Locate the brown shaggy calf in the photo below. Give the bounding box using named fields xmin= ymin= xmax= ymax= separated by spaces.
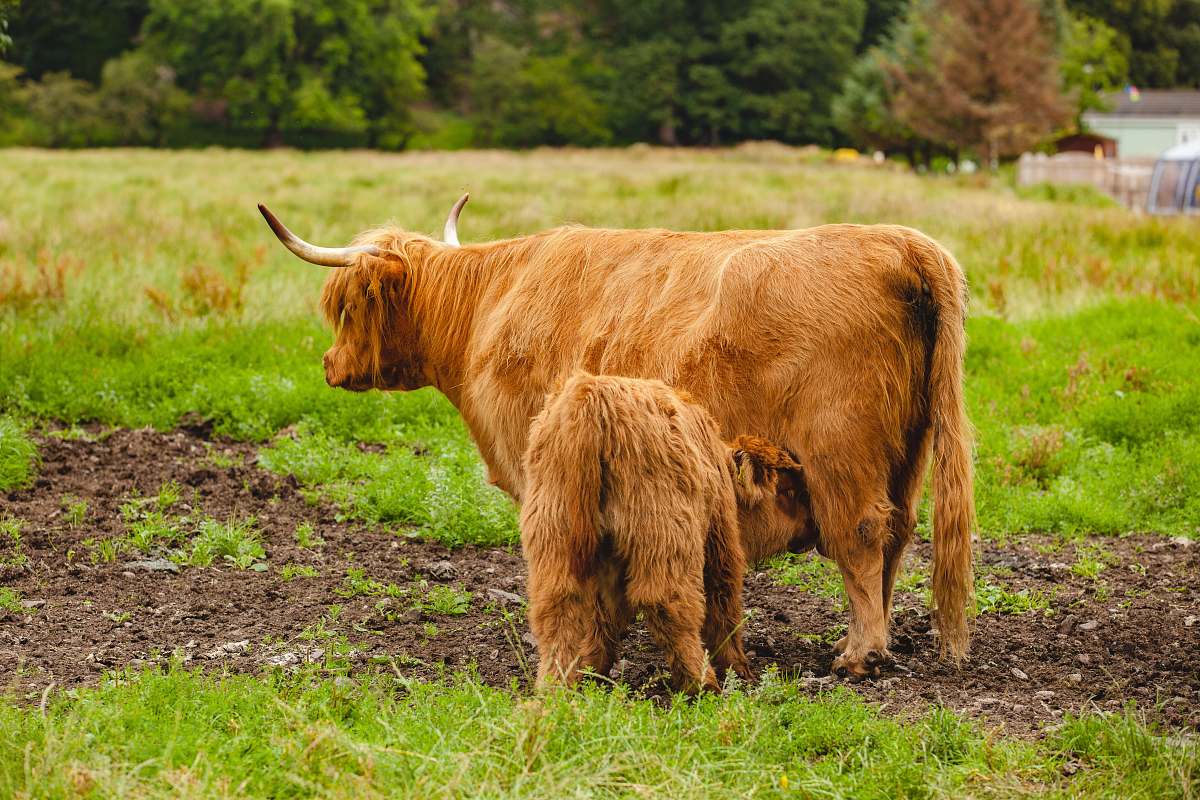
xmin=259 ymin=200 xmax=974 ymax=679
xmin=521 ymin=373 xmax=814 ymax=692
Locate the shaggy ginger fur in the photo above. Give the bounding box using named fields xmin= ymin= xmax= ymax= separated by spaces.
xmin=521 ymin=373 xmax=814 ymax=692
xmin=299 ymin=215 xmax=974 ymax=678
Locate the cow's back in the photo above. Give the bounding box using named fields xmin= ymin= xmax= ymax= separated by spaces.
xmin=466 ymin=224 xmax=943 ymax=499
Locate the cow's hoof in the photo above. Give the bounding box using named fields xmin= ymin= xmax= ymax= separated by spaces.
xmin=832 ymin=648 xmax=893 ymax=681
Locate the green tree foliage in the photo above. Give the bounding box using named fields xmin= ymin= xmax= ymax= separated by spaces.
xmin=98 ymin=51 xmax=190 ymax=145
xmin=6 ymin=0 xmax=147 ymax=81
xmin=0 ymin=0 xmax=18 ymax=56
xmin=1066 ymin=0 xmax=1200 ymax=88
xmin=860 ymin=0 xmax=908 ymax=51
xmin=468 ymin=36 xmax=610 ymax=147
xmin=833 ymin=3 xmax=931 ymax=155
xmin=583 ymin=0 xmax=866 ymax=146
xmin=23 ymin=71 xmax=106 ymax=146
xmin=141 ymin=0 xmax=432 ymax=146
xmin=1060 ymin=13 xmax=1129 ymax=120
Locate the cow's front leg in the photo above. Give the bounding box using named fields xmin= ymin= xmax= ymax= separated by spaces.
xmin=829 ymin=515 xmax=893 ymax=680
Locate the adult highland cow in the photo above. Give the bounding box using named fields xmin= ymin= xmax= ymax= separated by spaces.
xmin=258 ymin=194 xmax=975 ymax=678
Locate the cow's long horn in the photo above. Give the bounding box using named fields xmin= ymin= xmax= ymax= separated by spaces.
xmin=443 ymin=192 xmax=469 ymax=246
xmin=257 ymin=204 xmax=379 ymax=267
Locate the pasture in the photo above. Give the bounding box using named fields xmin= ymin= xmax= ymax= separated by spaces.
xmin=0 ymin=146 xmax=1198 ymax=797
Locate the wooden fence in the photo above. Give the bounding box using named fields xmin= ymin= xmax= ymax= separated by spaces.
xmin=1017 ymin=152 xmax=1154 ymax=209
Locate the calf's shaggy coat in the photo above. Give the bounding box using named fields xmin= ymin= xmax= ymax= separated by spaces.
xmin=521 ymin=373 xmax=813 ymax=692
xmin=260 ymin=203 xmax=975 ymax=678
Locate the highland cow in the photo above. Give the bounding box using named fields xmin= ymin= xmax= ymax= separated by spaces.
xmin=521 ymin=372 xmax=815 ymax=692
xmin=258 ymin=194 xmax=974 ymax=678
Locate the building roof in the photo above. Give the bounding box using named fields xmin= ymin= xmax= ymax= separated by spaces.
xmin=1095 ymin=90 xmax=1200 ymax=117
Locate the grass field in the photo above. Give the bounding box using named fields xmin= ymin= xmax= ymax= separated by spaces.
xmin=1 ymin=146 xmax=1198 ymax=797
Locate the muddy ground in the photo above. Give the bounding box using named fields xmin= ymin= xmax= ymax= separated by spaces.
xmin=2 ymin=427 xmax=1197 ymax=736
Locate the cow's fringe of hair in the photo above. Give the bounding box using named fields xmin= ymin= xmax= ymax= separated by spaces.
xmin=320 ymin=229 xmax=510 ymax=381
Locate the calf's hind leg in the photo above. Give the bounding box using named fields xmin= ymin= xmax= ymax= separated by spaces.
xmin=527 ymin=572 xmax=608 ymax=688
xmin=643 ymin=595 xmax=719 ymax=694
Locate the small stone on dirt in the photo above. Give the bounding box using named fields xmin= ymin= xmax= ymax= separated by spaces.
xmin=1077 ymin=653 xmax=1091 ymax=665
xmin=1067 ymin=673 xmax=1083 ymax=684
xmin=609 ymin=659 xmax=631 ymax=678
xmin=202 ymin=639 xmax=251 ymax=659
xmin=1011 ymin=667 xmax=1029 ymax=680
xmin=487 ymin=588 xmax=525 ymax=606
xmin=522 ymin=631 xmax=537 ymax=648
xmin=20 ymin=599 xmax=46 ymax=609
xmin=1170 ymin=536 xmax=1195 ymax=548
xmin=1077 ymin=620 xmax=1100 ymax=632
xmin=267 ymin=652 xmax=299 ymax=667
xmin=1185 ymin=616 xmax=1199 ymax=628
xmin=1036 ymin=690 xmax=1055 ymax=699
xmin=125 ymin=558 xmax=180 ymax=574
xmin=1057 ymin=614 xmax=1077 ymax=634
xmin=426 ymin=560 xmax=458 ymax=580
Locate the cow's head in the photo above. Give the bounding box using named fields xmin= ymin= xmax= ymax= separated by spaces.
xmin=729 ymin=435 xmax=820 ymax=564
xmin=258 ymin=195 xmax=469 ymax=391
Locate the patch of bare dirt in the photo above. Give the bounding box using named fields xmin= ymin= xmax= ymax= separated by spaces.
xmin=2 ymin=427 xmax=1197 ymax=736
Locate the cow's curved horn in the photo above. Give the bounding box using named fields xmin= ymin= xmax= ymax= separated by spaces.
xmin=443 ymin=192 xmax=469 ymax=246
xmin=258 ymin=204 xmax=379 ymax=267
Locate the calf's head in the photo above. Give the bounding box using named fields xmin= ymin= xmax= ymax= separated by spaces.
xmin=729 ymin=435 xmax=820 ymax=564
xmin=258 ymin=194 xmax=469 ymax=391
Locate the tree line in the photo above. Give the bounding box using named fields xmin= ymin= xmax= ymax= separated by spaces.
xmin=0 ymin=0 xmax=1195 ymax=161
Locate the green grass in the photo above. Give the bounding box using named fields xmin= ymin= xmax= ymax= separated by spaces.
xmin=0 ymin=668 xmax=1194 ymax=798
xmin=769 ymin=553 xmax=846 ymax=608
xmin=103 ymin=495 xmax=266 ymax=570
xmin=280 ymin=563 xmax=319 ymax=581
xmin=335 ymin=567 xmax=406 ymax=599
xmin=975 ymin=578 xmax=1053 ymax=615
xmin=0 ymin=586 xmax=28 ymax=615
xmin=294 ymin=521 xmax=324 ymax=549
xmin=184 ymin=517 xmax=266 ymax=569
xmin=0 ymin=415 xmax=38 ymax=491
xmin=413 ymin=582 xmax=473 ymax=616
xmin=0 ymin=515 xmax=28 ymax=569
xmin=60 ymin=494 xmax=88 ymax=527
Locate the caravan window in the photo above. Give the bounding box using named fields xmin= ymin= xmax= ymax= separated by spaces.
xmin=1152 ymin=161 xmax=1186 ymax=211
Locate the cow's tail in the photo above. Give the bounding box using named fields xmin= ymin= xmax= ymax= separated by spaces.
xmin=523 ymin=373 xmax=606 ymax=583
xmin=907 ymin=233 xmax=975 ymax=663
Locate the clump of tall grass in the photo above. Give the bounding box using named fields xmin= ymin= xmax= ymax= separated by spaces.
xmin=0 ymin=416 xmax=38 ymax=492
